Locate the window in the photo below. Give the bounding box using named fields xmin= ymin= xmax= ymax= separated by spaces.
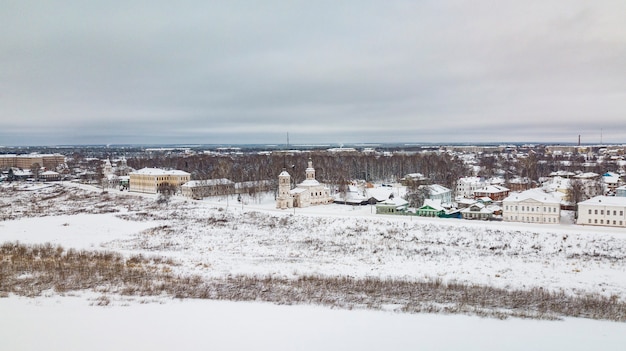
xmin=595 ymin=210 xmax=598 ymax=215
xmin=589 ymin=219 xmax=592 ymax=224
xmin=621 ymin=211 xmax=624 ymax=216
xmin=543 ymin=207 xmax=546 ymax=212
xmin=613 ymin=221 xmax=617 ymax=225
xmin=600 ymin=220 xmax=604 ymax=224
xmin=614 ymin=211 xmax=617 ymax=216
xmin=589 ymin=209 xmax=592 ymax=215
xmin=595 ymin=219 xmax=598 ymax=224
xmin=601 ymin=210 xmax=604 ymax=215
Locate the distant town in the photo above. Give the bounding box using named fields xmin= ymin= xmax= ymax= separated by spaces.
xmin=2 ymin=142 xmax=626 ymax=228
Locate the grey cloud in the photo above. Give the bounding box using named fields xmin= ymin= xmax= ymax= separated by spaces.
xmin=1 ymin=1 xmax=625 ymax=146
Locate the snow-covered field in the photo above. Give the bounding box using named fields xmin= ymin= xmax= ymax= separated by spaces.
xmin=2 ymin=295 xmax=626 ymax=351
xmin=1 ymin=182 xmax=626 ymax=350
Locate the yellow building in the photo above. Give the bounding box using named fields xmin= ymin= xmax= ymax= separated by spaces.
xmin=0 ymin=154 xmax=65 ymax=169
xmin=129 ymin=168 xmax=191 ymax=194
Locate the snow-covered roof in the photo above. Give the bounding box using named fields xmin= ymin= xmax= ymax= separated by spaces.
xmin=366 ymin=187 xmax=393 ymax=202
xmin=456 ymin=197 xmax=477 ymax=205
xmin=575 ymin=172 xmax=599 ymax=179
xmin=378 ymin=197 xmax=408 ymax=207
xmin=508 ymin=177 xmax=531 ymax=184
xmin=182 ymin=179 xmax=234 ymax=187
xmin=131 ymin=168 xmax=190 ymax=176
xmin=486 ymin=177 xmax=505 ymax=185
xmin=333 ymin=191 xmax=367 ymax=204
xmin=474 ymin=185 xmax=509 ymax=194
xmin=290 ymin=188 xmax=307 ymax=194
xmin=421 ymin=199 xmax=444 ymax=211
xmin=603 ymin=173 xmax=621 ymax=184
xmin=457 ymin=176 xmax=483 ymax=184
xmin=404 ymin=173 xmax=426 ymax=179
xmin=579 ymin=196 xmax=626 ymax=206
xmin=12 ymin=169 xmax=31 ymax=176
xmin=461 ymin=203 xmax=499 ymax=214
xmin=503 ymin=189 xmax=560 ymax=204
xmin=426 ymin=184 xmax=450 ymax=195
xmin=550 ymin=171 xmax=575 ymax=177
xmin=298 ymin=179 xmax=320 ymax=187
xmin=40 ymin=171 xmax=59 ymax=176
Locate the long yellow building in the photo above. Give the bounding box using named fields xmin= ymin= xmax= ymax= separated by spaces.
xmin=0 ymin=154 xmax=65 ymax=169
xmin=129 ymin=168 xmax=191 ymax=194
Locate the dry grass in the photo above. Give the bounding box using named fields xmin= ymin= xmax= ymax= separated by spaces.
xmin=1 ymin=242 xmax=625 ymax=322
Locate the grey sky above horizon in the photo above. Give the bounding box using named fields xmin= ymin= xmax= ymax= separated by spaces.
xmin=1 ymin=1 xmax=626 ymax=146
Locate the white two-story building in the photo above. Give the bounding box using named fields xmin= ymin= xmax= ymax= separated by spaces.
xmin=502 ymin=189 xmax=561 ymax=224
xmin=577 ymin=196 xmax=626 ymax=228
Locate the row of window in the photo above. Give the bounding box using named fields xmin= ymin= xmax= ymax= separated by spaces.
xmin=506 ymin=216 xmax=557 ymax=223
xmin=588 ymin=209 xmax=624 ymax=216
xmin=504 ymin=205 xmax=558 ymax=213
xmin=588 ymin=219 xmax=624 ymax=226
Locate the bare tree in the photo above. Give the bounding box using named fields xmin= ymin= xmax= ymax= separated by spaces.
xmin=405 ymin=184 xmax=431 ymax=208
xmin=567 ymin=179 xmax=585 ymax=219
xmin=157 ymin=183 xmax=177 ymax=205
xmin=30 ymin=163 xmax=41 ymax=180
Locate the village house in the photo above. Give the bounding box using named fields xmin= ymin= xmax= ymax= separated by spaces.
xmin=415 ymin=199 xmax=445 ymax=217
xmin=421 ymin=184 xmax=452 ymax=205
xmin=507 ymin=177 xmax=533 ymax=192
xmin=456 ymin=176 xmax=486 ymax=199
xmin=129 ymin=168 xmax=190 ymax=194
xmin=39 ymin=170 xmax=61 ymax=182
xmin=502 ymin=189 xmax=561 ymax=224
xmin=460 ymin=202 xmax=498 ymax=220
xmin=577 ymin=196 xmax=626 ymax=228
xmin=276 ymin=159 xmax=333 ymax=209
xmin=376 ymin=197 xmax=409 ymax=214
xmin=602 ymin=172 xmax=622 ymax=194
xmin=401 ymin=173 xmax=428 ymax=187
xmin=473 ymin=185 xmax=510 ymax=202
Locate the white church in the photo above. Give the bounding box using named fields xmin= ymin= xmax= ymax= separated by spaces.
xmin=276 ymin=159 xmax=333 ymax=209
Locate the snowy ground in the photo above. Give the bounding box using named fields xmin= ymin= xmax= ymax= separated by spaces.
xmin=1 ymin=182 xmax=626 ymax=350
xmin=2 ymin=295 xmax=626 ymax=351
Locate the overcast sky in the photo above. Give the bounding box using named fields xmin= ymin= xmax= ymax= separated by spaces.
xmin=1 ymin=1 xmax=625 ymax=146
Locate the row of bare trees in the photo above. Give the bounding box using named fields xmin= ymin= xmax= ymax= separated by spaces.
xmin=127 ymin=152 xmax=469 ymax=192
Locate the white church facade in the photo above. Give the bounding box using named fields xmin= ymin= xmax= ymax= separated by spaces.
xmin=276 ymin=159 xmax=333 ymax=209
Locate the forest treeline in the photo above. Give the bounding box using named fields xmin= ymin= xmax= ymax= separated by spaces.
xmin=111 ymin=149 xmax=622 ymax=196
xmin=126 ymin=152 xmax=468 ymax=190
